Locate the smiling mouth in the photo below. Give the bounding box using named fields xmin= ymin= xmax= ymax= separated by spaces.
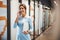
xmin=21 ymin=11 xmax=24 ymax=13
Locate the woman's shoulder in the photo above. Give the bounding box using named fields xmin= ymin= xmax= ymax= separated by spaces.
xmin=26 ymin=16 xmax=31 ymax=19
xmin=26 ymin=16 xmax=32 ymax=22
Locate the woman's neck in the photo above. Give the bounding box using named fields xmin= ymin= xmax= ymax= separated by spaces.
xmin=22 ymin=13 xmax=26 ymax=18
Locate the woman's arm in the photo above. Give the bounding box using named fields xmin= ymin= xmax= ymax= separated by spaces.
xmin=28 ymin=17 xmax=33 ymax=33
xmin=13 ymin=15 xmax=18 ymax=28
xmin=13 ymin=11 xmax=21 ymax=28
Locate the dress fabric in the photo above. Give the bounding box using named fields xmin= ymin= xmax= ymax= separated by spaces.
xmin=14 ymin=16 xmax=33 ymax=40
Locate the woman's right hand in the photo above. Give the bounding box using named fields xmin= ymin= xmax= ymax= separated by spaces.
xmin=15 ymin=11 xmax=20 ymax=23
xmin=15 ymin=11 xmax=21 ymax=23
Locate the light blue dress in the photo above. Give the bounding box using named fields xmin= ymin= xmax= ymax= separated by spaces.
xmin=14 ymin=16 xmax=33 ymax=40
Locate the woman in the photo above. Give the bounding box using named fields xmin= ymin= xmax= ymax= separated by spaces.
xmin=14 ymin=4 xmax=33 ymax=40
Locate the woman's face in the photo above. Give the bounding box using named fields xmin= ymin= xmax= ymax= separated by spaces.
xmin=19 ymin=6 xmax=26 ymax=16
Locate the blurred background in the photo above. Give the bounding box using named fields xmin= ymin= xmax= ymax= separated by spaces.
xmin=11 ymin=0 xmax=60 ymax=40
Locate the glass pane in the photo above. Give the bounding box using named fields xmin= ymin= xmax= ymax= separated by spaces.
xmin=0 ymin=0 xmax=7 ymax=40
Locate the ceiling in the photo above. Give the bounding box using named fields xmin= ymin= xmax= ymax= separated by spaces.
xmin=19 ymin=0 xmax=54 ymax=8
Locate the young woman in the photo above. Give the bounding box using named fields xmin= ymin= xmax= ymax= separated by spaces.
xmin=14 ymin=4 xmax=33 ymax=40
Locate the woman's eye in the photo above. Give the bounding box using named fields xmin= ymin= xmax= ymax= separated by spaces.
xmin=22 ymin=8 xmax=23 ymax=9
xmin=19 ymin=8 xmax=21 ymax=10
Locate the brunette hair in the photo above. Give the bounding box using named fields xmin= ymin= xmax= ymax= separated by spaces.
xmin=19 ymin=4 xmax=26 ymax=10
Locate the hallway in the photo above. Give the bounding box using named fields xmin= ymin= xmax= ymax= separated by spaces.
xmin=36 ymin=0 xmax=60 ymax=40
